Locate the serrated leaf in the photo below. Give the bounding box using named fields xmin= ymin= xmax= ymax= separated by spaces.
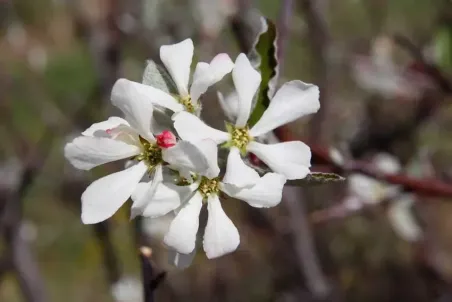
xmin=142 ymin=60 xmax=178 ymax=94
xmin=287 ymin=173 xmax=346 ymax=186
xmin=247 ymin=16 xmax=279 ymax=127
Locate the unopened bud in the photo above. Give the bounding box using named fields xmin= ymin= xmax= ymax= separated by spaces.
xmin=156 ymin=130 xmax=176 ymax=148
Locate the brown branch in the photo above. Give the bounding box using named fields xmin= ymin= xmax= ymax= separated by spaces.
xmin=0 ymin=133 xmax=52 ymax=302
xmin=139 ymin=247 xmax=166 ymax=302
xmin=298 ymin=0 xmax=332 ymax=144
xmin=283 ymin=187 xmax=332 ymax=297
xmin=277 ymin=0 xmax=294 ymax=73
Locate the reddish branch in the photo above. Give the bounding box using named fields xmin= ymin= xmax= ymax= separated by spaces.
xmin=275 ymin=127 xmax=452 ymax=198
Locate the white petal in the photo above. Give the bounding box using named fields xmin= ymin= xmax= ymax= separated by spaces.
xmin=162 ymin=141 xmax=207 ymax=175
xmin=130 ymin=165 xmax=163 ymax=218
xmin=217 ymin=91 xmax=239 ymax=121
xmin=134 ymin=179 xmax=197 ymax=218
xmin=247 ymin=141 xmax=311 ymax=180
xmin=250 ymin=81 xmax=320 ymax=137
xmin=160 ymin=39 xmax=193 ymax=97
xmin=82 ymin=117 xmax=129 ymax=137
xmin=233 ymin=53 xmax=261 ymax=127
xmin=64 ymin=136 xmax=140 ymax=170
xmin=114 ymin=79 xmax=183 ymax=113
xmin=168 ymin=249 xmax=196 ymax=269
xmin=111 ymin=79 xmax=183 ymax=139
xmin=191 ymin=62 xmax=209 ymax=86
xmin=222 ymin=147 xmax=260 ymax=187
xmin=348 ymin=174 xmax=382 ymax=204
xmin=173 ymin=111 xmax=229 ymax=144
xmin=163 ymin=192 xmax=203 ymax=254
xmin=221 ymin=173 xmax=286 ymax=208
xmin=194 ymin=139 xmax=221 ymax=178
xmin=133 ymin=182 xmax=189 ymax=218
xmin=203 ymin=195 xmax=240 ymax=259
xmin=81 ymin=161 xmax=147 ymax=224
xmin=190 ymin=53 xmax=234 ymax=102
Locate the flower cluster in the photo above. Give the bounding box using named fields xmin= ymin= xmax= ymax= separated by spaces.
xmin=64 ymin=38 xmax=320 ymax=263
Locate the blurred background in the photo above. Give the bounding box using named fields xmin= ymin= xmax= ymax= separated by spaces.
xmin=2 ymin=0 xmax=452 ymax=301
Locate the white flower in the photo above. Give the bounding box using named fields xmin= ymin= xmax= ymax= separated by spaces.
xmin=64 ymin=87 xmax=215 ymax=224
xmin=173 ymin=53 xmax=320 ymax=187
xmin=345 ymin=153 xmax=423 ymax=242
xmin=132 ymin=140 xmax=286 ymax=259
xmin=111 ymin=38 xmax=234 ymax=115
xmin=347 ymin=153 xmax=401 ymax=205
xmin=387 ymin=194 xmax=422 ymax=242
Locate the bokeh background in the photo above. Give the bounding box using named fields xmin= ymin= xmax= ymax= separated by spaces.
xmin=2 ymin=0 xmax=452 ymax=301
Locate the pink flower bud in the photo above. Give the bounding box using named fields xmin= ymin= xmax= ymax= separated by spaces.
xmin=156 ymin=130 xmax=176 ymax=148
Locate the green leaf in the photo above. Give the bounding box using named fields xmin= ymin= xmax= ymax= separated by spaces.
xmin=247 ymin=17 xmax=279 ymax=127
xmin=287 ymin=173 xmax=346 ymax=186
xmin=142 ymin=60 xmax=178 ymax=94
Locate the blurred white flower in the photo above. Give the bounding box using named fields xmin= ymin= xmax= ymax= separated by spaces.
xmin=346 ymin=153 xmax=423 ymax=242
xmin=174 ymin=53 xmax=320 ymax=186
xmin=347 ymin=153 xmax=401 ymax=205
xmin=195 ymin=0 xmax=237 ymax=38
xmin=64 ymin=87 xmax=214 ymax=223
xmin=387 ymin=194 xmax=423 ymax=242
xmin=113 ymin=39 xmax=234 ymax=115
xmin=132 ymin=139 xmax=286 ymax=260
xmin=111 ymin=277 xmax=143 ymax=302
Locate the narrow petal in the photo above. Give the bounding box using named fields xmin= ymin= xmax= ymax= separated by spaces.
xmin=130 ymin=165 xmax=163 ymax=218
xmin=163 ymin=192 xmax=203 ymax=254
xmin=222 ymin=147 xmax=260 ymax=188
xmin=217 ymin=91 xmax=239 ymax=121
xmin=160 ymin=39 xmax=194 ymax=96
xmin=111 ymin=79 xmax=183 ymax=139
xmin=82 ymin=117 xmax=129 ymax=137
xmin=132 ymin=183 xmax=188 ymax=218
xmin=195 ymin=139 xmax=221 ymax=178
xmin=163 ymin=139 xmax=220 ymax=179
xmin=134 ymin=179 xmax=197 ymax=218
xmin=233 ymin=53 xmax=261 ymax=127
xmin=190 ymin=53 xmax=234 ymax=102
xmin=203 ymin=195 xmax=240 ymax=259
xmin=81 ymin=161 xmax=147 ymax=224
xmin=250 ymin=81 xmax=320 ymax=137
xmin=64 ymin=136 xmax=140 ymax=170
xmin=221 ymin=173 xmax=286 ymax=208
xmin=168 ymin=249 xmax=196 ymax=269
xmin=173 ymin=111 xmax=229 ymax=144
xmin=247 ymin=141 xmax=311 ymax=180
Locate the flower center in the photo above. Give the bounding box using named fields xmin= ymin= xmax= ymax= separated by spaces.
xmin=179 ymin=96 xmax=196 ymax=113
xmin=136 ymin=137 xmax=163 ymax=169
xmin=226 ymin=123 xmax=252 ymax=152
xmin=198 ymin=176 xmax=220 ymax=199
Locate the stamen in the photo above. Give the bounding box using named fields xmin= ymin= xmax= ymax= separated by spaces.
xmin=225 ymin=123 xmax=252 ymax=152
xmin=198 ymin=176 xmax=220 ymax=200
xmin=136 ymin=137 xmax=163 ymax=169
xmin=179 ymin=96 xmax=196 ymax=113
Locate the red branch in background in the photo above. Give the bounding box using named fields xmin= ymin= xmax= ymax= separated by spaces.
xmin=274 ymin=127 xmax=452 ymax=198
